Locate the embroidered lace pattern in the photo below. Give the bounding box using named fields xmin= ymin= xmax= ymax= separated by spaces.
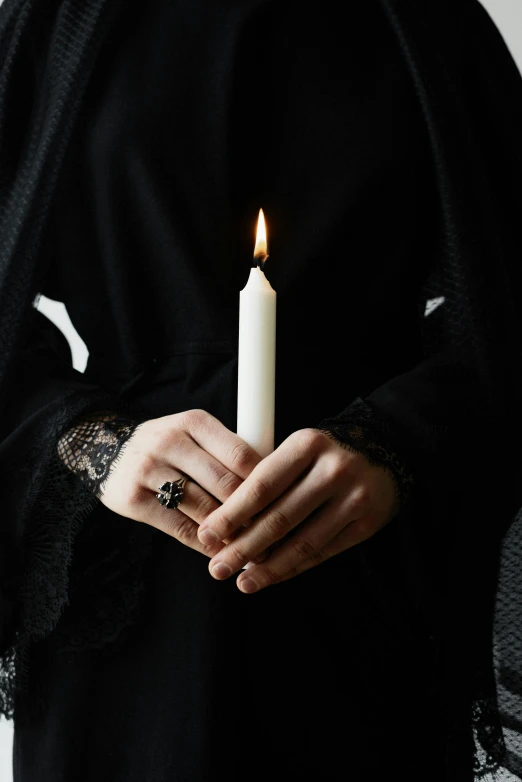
xmin=0 ymin=394 xmax=157 ymax=727
xmin=56 ymin=409 xmax=145 ymax=499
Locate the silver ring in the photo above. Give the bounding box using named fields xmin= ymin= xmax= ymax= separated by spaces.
xmin=156 ymin=475 xmax=188 ymax=510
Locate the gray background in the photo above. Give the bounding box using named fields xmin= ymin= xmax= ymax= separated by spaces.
xmin=0 ymin=0 xmax=520 ymax=778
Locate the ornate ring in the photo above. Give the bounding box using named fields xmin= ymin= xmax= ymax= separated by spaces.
xmin=156 ymin=475 xmax=188 ymax=510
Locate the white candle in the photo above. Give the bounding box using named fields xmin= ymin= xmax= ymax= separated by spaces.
xmin=237 ymin=209 xmax=276 ymax=458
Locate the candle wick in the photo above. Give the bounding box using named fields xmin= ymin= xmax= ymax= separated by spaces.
xmin=253 ymin=253 xmax=269 ymax=271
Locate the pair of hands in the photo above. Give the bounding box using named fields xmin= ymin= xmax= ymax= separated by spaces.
xmin=100 ymin=409 xmax=399 ymax=594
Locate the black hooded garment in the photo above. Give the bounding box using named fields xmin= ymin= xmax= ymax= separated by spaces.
xmin=0 ymin=0 xmax=522 ymax=780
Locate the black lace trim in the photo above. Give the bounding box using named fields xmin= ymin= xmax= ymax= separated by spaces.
xmin=472 ymin=692 xmax=507 ymax=779
xmin=314 ymin=397 xmax=415 ymax=514
xmin=0 ymin=391 xmax=157 ymax=727
xmin=56 ymin=409 xmax=145 ymax=499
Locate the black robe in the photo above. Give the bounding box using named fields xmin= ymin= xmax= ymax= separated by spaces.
xmin=1 ymin=1 xmax=522 ymax=779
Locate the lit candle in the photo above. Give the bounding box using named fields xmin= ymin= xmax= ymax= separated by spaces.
xmin=237 ymin=208 xmax=276 ymax=457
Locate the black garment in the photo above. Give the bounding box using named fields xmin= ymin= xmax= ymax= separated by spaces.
xmin=0 ymin=1 xmax=521 ymax=780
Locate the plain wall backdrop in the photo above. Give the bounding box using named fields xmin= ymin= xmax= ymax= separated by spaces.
xmin=0 ymin=0 xmax=521 ymax=779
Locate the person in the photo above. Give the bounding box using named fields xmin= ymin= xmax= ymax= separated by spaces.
xmin=0 ymin=0 xmax=522 ymax=779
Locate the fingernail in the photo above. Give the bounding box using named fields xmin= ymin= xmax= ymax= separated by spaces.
xmin=199 ymin=528 xmax=218 ymax=546
xmin=211 ymin=561 xmax=232 ymax=579
xmin=239 ymin=576 xmax=259 ymax=594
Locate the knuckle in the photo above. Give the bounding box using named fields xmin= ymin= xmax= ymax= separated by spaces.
xmin=292 ymin=537 xmax=317 ymax=561
xmin=194 ymin=494 xmax=218 ymax=521
xmin=256 ymin=564 xmax=281 ymax=586
xmin=351 ymin=485 xmax=370 ymax=511
xmin=310 ymin=547 xmax=328 ymax=565
xmin=216 ymin=470 xmax=242 ymax=498
xmin=172 ymin=514 xmax=196 ymax=545
xmin=263 ymin=508 xmax=291 ymax=538
xmin=324 ymin=457 xmax=348 ymax=484
xmin=251 ymin=548 xmax=270 ymax=564
xmin=286 ymin=429 xmax=326 ymax=465
xmin=213 ymin=510 xmax=236 ymax=537
xmin=249 ymin=476 xmax=270 ymax=504
xmin=230 ymin=441 xmax=255 ymax=472
xmin=229 ymin=542 xmax=249 ymax=565
xmin=296 ymin=427 xmax=325 ymax=451
xmin=183 ymin=408 xmax=207 ymax=430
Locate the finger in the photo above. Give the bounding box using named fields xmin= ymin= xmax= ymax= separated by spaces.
xmin=165 ymin=432 xmax=245 ymax=504
xmin=244 ymin=548 xmax=271 ymax=567
xmin=182 ymin=409 xmax=263 ymax=479
xmin=145 ymin=468 xmax=221 ymax=524
xmin=267 ymin=515 xmax=375 ymax=586
xmin=133 ymin=492 xmax=227 ymax=558
xmin=235 ymin=497 xmax=351 ymax=591
xmin=231 ymin=496 xmax=351 ymax=592
xmin=198 ymin=430 xmax=317 ymax=544
xmin=206 ymin=469 xmax=333 ymax=579
xmin=143 ymin=465 xmax=240 ymax=549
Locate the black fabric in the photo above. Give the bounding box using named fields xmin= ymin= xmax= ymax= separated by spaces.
xmin=0 ymin=0 xmax=521 ymax=780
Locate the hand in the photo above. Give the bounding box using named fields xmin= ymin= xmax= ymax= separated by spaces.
xmin=97 ymin=409 xmax=262 ymax=558
xmin=197 ymin=428 xmax=399 ymax=593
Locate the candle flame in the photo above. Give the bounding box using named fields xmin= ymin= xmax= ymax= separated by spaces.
xmin=253 ymin=208 xmax=269 ymax=269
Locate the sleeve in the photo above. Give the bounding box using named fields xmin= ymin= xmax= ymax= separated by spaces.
xmin=0 ymin=303 xmax=156 ymax=723
xmin=313 ymin=336 xmax=480 ymax=516
xmin=303 ymin=4 xmax=522 ymax=773
xmin=311 ymin=219 xmax=518 ymax=525
xmin=310 ymin=140 xmax=511 ymax=527
xmin=311 ymin=272 xmax=522 ymax=782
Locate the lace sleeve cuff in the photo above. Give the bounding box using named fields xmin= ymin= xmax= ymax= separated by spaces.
xmin=314 ymin=397 xmax=416 ymax=513
xmin=0 ymin=393 xmax=156 ymax=725
xmin=56 ymin=409 xmax=145 ymax=499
